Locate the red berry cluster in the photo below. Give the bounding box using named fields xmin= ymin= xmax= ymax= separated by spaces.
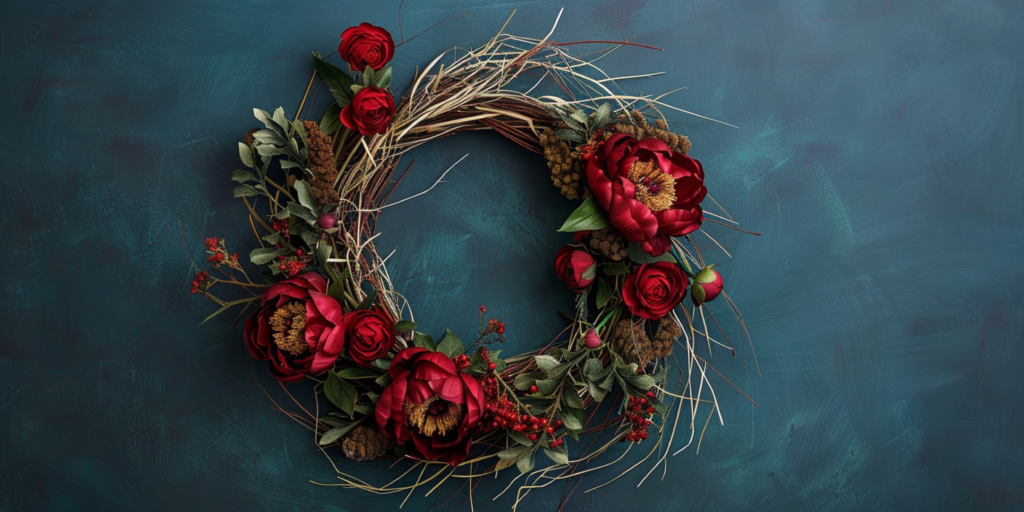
xmin=484 ymin=318 xmax=506 ymax=335
xmin=624 ymin=390 xmax=657 ymax=442
xmin=271 ymin=218 xmax=289 ymax=233
xmin=578 ymin=130 xmax=605 ymax=161
xmin=275 ymin=248 xmax=310 ymax=277
xmin=204 ymin=237 xmax=240 ymax=270
xmin=191 ymin=271 xmax=210 ymax=294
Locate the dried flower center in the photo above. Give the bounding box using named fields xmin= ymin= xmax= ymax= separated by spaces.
xmin=629 ymin=159 xmax=676 ymax=212
xmin=269 ymin=301 xmax=308 ymax=356
xmin=404 ymin=395 xmax=464 ymax=437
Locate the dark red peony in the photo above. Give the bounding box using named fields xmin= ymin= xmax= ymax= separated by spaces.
xmin=342 ymin=307 xmax=396 ymax=368
xmin=555 ymin=245 xmax=596 ymax=293
xmin=586 ymin=133 xmax=707 ymax=256
xmin=622 ymin=262 xmax=688 ymax=320
xmin=338 ymin=22 xmax=395 ymax=72
xmin=244 ymin=273 xmax=345 ymax=382
xmin=375 ymin=347 xmax=486 ymax=466
xmin=340 ymin=86 xmax=395 ymax=135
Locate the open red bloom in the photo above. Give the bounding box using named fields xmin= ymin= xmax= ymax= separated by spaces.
xmin=622 ymin=262 xmax=687 ymax=320
xmin=342 ymin=307 xmax=396 ymax=368
xmin=340 ymin=86 xmax=395 ymax=135
xmin=586 ymin=133 xmax=707 ymax=256
xmin=338 ymin=22 xmax=395 ymax=72
xmin=244 ymin=273 xmax=345 ymax=382
xmin=554 ymin=245 xmax=596 ymax=293
xmin=375 ymin=347 xmax=485 ymax=466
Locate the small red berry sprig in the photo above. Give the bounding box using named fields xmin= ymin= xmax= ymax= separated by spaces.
xmin=191 ymin=271 xmax=211 ymax=294
xmin=204 ymin=237 xmax=241 ymax=270
xmin=577 ymin=129 xmax=605 ymax=161
xmin=623 ymin=390 xmax=657 ymax=442
xmin=274 ymin=247 xmax=311 ymax=277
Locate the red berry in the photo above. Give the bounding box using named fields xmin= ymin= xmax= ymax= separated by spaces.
xmin=540 ymin=418 xmax=548 ymax=426
xmin=278 ymin=264 xmax=286 ymax=270
xmin=296 ymin=249 xmax=303 ymax=257
xmin=488 ymin=362 xmax=496 ymax=370
xmin=529 ymin=385 xmax=538 ymax=394
xmin=546 ymin=427 xmax=554 ymax=435
xmin=480 ymin=305 xmax=486 ymax=312
xmin=646 ymin=390 xmax=656 ymax=398
xmin=646 ymin=406 xmax=655 ymax=414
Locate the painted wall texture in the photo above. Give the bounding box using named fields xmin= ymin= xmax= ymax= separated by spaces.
xmin=2 ymin=0 xmax=1023 ymax=510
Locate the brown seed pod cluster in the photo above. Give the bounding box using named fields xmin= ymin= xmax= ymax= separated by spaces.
xmin=303 ymin=120 xmax=340 ymax=208
xmin=589 ymin=226 xmax=627 ymax=261
xmin=539 ymin=128 xmax=590 ymax=200
xmin=341 ymin=426 xmax=389 ymax=462
xmin=242 ymin=129 xmax=258 ymax=146
xmin=651 ymin=317 xmax=682 ymax=359
xmin=609 ymin=110 xmax=691 ymax=154
xmin=611 ymin=319 xmax=653 ymax=366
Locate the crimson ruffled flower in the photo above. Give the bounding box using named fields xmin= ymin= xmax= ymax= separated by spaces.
xmin=338 ymin=22 xmax=395 ymax=72
xmin=622 ymin=262 xmax=688 ymax=320
xmin=554 ymin=245 xmax=596 ymax=293
xmin=586 ymin=133 xmax=707 ymax=256
xmin=375 ymin=347 xmax=486 ymax=466
xmin=244 ymin=273 xmax=345 ymax=382
xmin=342 ymin=307 xmax=396 ymax=368
xmin=340 ymin=86 xmax=395 ymax=135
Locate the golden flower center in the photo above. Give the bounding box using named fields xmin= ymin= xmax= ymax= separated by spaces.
xmin=629 ymin=159 xmax=676 ymax=212
xmin=269 ymin=301 xmax=308 ymax=356
xmin=404 ymin=395 xmax=464 ymax=437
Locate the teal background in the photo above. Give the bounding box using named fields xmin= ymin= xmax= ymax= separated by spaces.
xmin=2 ymin=0 xmax=1023 ymax=510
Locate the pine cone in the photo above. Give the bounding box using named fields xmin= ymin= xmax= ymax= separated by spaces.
xmin=610 ymin=110 xmax=691 ymax=154
xmin=341 ymin=426 xmax=389 ymax=462
xmin=303 ymin=120 xmax=340 ymax=208
xmin=610 ymin=319 xmax=653 ymax=367
xmin=651 ymin=317 xmax=682 ymax=359
xmin=539 ymin=128 xmax=590 ymax=200
xmin=589 ymin=226 xmax=628 ymax=261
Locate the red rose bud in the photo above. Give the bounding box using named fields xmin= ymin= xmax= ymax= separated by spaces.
xmin=554 ymin=245 xmax=596 ymax=293
xmin=340 ymin=86 xmax=395 ymax=135
xmin=586 ymin=134 xmax=707 ymax=256
xmin=317 ymin=213 xmax=338 ymax=230
xmin=690 ymin=265 xmax=723 ymax=307
xmin=341 ymin=307 xmax=396 ymax=368
xmin=338 ymin=22 xmax=395 ymax=72
xmin=622 ymin=262 xmax=688 ymax=320
xmin=375 ymin=347 xmax=486 ymax=467
xmin=584 ymin=329 xmax=602 ymax=349
xmin=244 ymin=273 xmax=345 ymax=382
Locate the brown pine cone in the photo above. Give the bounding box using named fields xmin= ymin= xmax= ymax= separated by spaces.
xmin=610 ymin=319 xmax=653 ymax=367
xmin=589 ymin=226 xmax=628 ymax=261
xmin=651 ymin=317 xmax=682 ymax=359
xmin=609 ymin=110 xmax=691 ymax=154
xmin=539 ymin=128 xmax=590 ymax=200
xmin=341 ymin=426 xmax=389 ymax=462
xmin=303 ymin=120 xmax=340 ymax=208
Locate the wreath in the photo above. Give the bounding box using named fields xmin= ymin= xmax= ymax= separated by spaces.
xmin=188 ymin=10 xmax=760 ymax=509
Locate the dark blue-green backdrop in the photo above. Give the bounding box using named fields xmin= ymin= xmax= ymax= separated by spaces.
xmin=2 ymin=0 xmax=1022 ymax=510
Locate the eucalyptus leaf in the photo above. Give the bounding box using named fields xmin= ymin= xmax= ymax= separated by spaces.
xmin=253 ymin=128 xmax=286 ymax=146
xmin=287 ymin=202 xmax=317 ymax=225
xmin=558 ymin=195 xmax=610 ymax=232
xmin=534 ymin=355 xmax=560 ymax=371
xmin=232 ymin=184 xmax=259 ymax=198
xmin=238 ymin=142 xmax=254 ymax=168
xmin=593 ymin=102 xmax=612 ymax=129
xmin=231 ymin=169 xmax=256 ymax=183
xmin=293 ymin=181 xmax=317 ymax=212
xmin=570 ymin=108 xmax=588 ymax=124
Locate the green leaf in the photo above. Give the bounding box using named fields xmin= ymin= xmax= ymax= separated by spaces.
xmin=436 ymin=330 xmax=465 ymax=359
xmin=593 ymin=103 xmax=613 ymax=129
xmin=253 ymin=108 xmax=277 ymax=132
xmin=374 ymin=372 xmax=391 ymax=387
xmin=595 ymin=276 xmax=613 ymax=309
xmin=336 ymin=367 xmax=378 ymax=380
xmin=558 ymin=195 xmax=610 ymax=232
xmin=509 ymin=431 xmax=532 ymax=446
xmin=327 ymin=270 xmax=349 ymax=303
xmin=232 ymin=184 xmax=259 ymax=198
xmin=324 ymin=371 xmax=357 ymax=415
xmin=318 ymin=417 xmax=365 ymax=446
xmin=393 ymin=320 xmax=417 ymax=332
xmin=543 ymin=446 xmax=569 ymax=466
xmin=356 ymin=288 xmax=377 ymax=310
xmin=413 ymin=332 xmax=435 ymax=351
xmin=535 ymin=377 xmax=561 ymax=396
xmin=293 ymin=181 xmax=317 ymax=213
xmin=362 ymin=65 xmax=375 ymax=88
xmin=513 ymin=373 xmax=537 ymax=391
xmin=272 ymin=107 xmax=290 ymax=134
xmin=602 ymin=262 xmax=630 ymax=275
xmin=561 ymin=408 xmax=585 ymax=431
xmin=516 ymin=449 xmax=536 ymax=474
xmin=496 ymin=445 xmax=529 ymax=460
xmin=319 ymin=416 xmax=348 ymax=428
xmin=287 ymin=202 xmax=317 ymax=225
xmin=587 ymin=379 xmax=608 ymax=402
xmin=562 ymin=387 xmax=585 ymax=409
xmin=320 ymin=102 xmax=342 ymax=135
xmin=690 ymin=282 xmax=706 ymax=306
xmin=231 ymin=169 xmax=256 ymax=183
xmin=252 ymin=128 xmax=286 ymax=146
xmin=350 ymin=84 xmax=364 ymax=94
xmin=371 ymin=358 xmax=392 ymax=370
xmin=238 ymin=142 xmax=254 ymax=168
xmin=313 ymin=53 xmax=354 ymax=106
xmin=626 ymin=243 xmax=677 ymax=264
xmin=534 ymin=355 xmax=560 ymax=371
xmin=553 ymin=128 xmax=585 ymax=143
xmin=374 ymin=65 xmax=392 ymax=89
xmin=570 ymin=108 xmax=588 ymax=124
xmin=250 ymin=247 xmax=285 ymax=265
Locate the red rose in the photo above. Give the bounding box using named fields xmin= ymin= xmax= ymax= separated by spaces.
xmin=375 ymin=347 xmax=485 ymax=466
xmin=622 ymin=262 xmax=687 ymax=320
xmin=586 ymin=133 xmax=707 ymax=256
xmin=342 ymin=307 xmax=396 ymax=368
xmin=555 ymin=245 xmax=596 ymax=293
xmin=340 ymin=86 xmax=395 ymax=135
xmin=338 ymin=22 xmax=395 ymax=72
xmin=244 ymin=273 xmax=345 ymax=382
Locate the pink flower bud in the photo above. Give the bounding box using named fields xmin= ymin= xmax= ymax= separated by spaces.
xmin=584 ymin=329 xmax=602 ymax=349
xmin=691 ymin=266 xmax=723 ymax=306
